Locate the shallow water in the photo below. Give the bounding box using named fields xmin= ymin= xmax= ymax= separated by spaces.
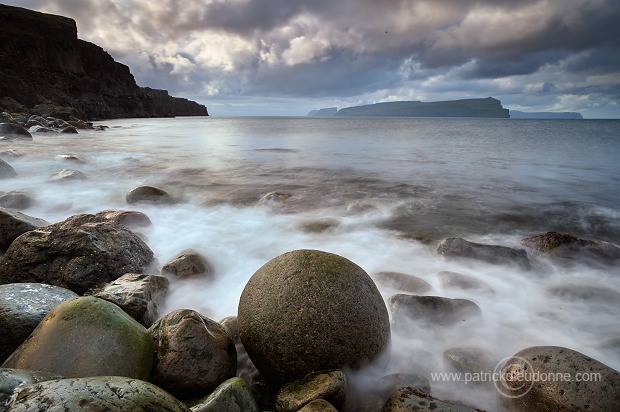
xmin=2 ymin=116 xmax=619 ymax=409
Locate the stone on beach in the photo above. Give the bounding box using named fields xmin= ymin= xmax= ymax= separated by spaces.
xmin=47 ymin=168 xmax=87 ymax=182
xmin=276 ymin=370 xmax=347 ymax=412
xmin=238 ymin=249 xmax=391 ymax=384
xmin=389 ymin=294 xmax=482 ymax=328
xmin=381 ymin=387 xmax=481 ymax=411
xmin=0 ymin=158 xmax=17 ymax=178
xmin=0 ymin=191 xmax=35 ymax=210
xmin=437 ymin=271 xmax=494 ymax=293
xmin=521 ymin=231 xmax=620 ymax=265
xmin=437 ymin=237 xmax=531 ymax=270
xmin=0 ymin=122 xmax=32 ymax=139
xmin=2 ymin=296 xmax=154 ymax=380
xmin=126 ymin=185 xmax=174 ymax=204
xmin=162 ymin=248 xmax=214 ymax=279
xmin=0 ymin=213 xmax=155 ymax=295
xmin=0 ymin=368 xmax=64 ymax=406
xmin=94 ymin=209 xmax=152 ymax=228
xmin=372 ymin=271 xmax=433 ymax=294
xmin=0 ymin=207 xmax=49 ymax=251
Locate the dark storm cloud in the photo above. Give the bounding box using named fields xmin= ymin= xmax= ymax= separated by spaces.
xmin=3 ymin=0 xmax=619 ymax=116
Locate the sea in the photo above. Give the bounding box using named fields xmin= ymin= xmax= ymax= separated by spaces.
xmin=2 ymin=116 xmax=619 ymax=409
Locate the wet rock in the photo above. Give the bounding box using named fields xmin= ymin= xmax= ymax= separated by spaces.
xmin=0 ymin=123 xmax=32 ymax=139
xmin=351 ymin=373 xmax=431 ymax=412
xmin=389 ymin=294 xmax=482 ymax=328
xmin=381 ymin=387 xmax=480 ymax=411
xmin=276 ymin=370 xmax=347 ymax=412
xmin=126 ymin=185 xmax=174 ymax=204
xmin=0 ymin=213 xmax=155 ymax=294
xmin=190 ymin=377 xmax=259 ymax=412
xmin=437 ymin=271 xmax=494 ymax=293
xmin=60 ymin=125 xmax=78 ymax=133
xmin=91 ymin=273 xmax=169 ymax=327
xmin=56 ymin=154 xmax=87 ymax=163
xmin=67 ymin=119 xmax=92 ymax=129
xmin=2 ymin=296 xmax=154 ymax=380
xmin=28 ymin=125 xmax=57 ymax=134
xmin=94 ymin=209 xmax=152 ymax=228
xmin=0 ymin=368 xmax=64 ymax=406
xmin=443 ymin=347 xmax=496 ymax=376
xmin=0 ymin=207 xmax=49 ymax=251
xmin=238 ymin=249 xmax=391 ymax=384
xmin=499 ymin=346 xmax=620 ymax=411
xmin=0 ymin=158 xmax=17 ymax=178
xmin=48 ymin=168 xmax=87 ymax=182
xmin=298 ymin=399 xmax=339 ymax=411
xmin=162 ymin=248 xmax=213 ymax=279
xmin=297 ymin=218 xmax=340 ymax=233
xmin=521 ymin=231 xmax=620 ymax=265
xmin=3 ymin=376 xmax=191 ymax=412
xmin=0 ymin=283 xmax=77 ymax=363
xmin=372 ymin=271 xmax=432 ymax=294
xmin=0 ymin=191 xmax=34 ymax=210
xmin=149 ymin=309 xmax=237 ymax=399
xmin=437 ymin=237 xmax=531 ymax=270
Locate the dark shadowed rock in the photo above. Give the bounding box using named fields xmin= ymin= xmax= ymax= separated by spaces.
xmin=0 ymin=207 xmax=49 ymax=251
xmin=2 ymin=296 xmax=154 ymax=379
xmin=149 ymin=309 xmax=237 ymax=400
xmin=0 ymin=191 xmax=34 ymax=210
xmin=91 ymin=273 xmax=169 ymax=327
xmin=438 ymin=271 xmax=494 ymax=293
xmin=437 ymin=237 xmax=530 ymax=269
xmin=238 ymin=249 xmax=391 ymax=384
xmin=0 ymin=123 xmax=32 ymax=140
xmin=162 ymin=248 xmax=213 ymax=279
xmin=126 ymin=185 xmax=174 ymax=204
xmin=94 ymin=209 xmax=152 ymax=228
xmin=3 ymin=376 xmax=191 ymax=412
xmin=276 ymin=370 xmax=347 ymax=412
xmin=60 ymin=125 xmax=78 ymax=133
xmin=521 ymin=231 xmax=620 ymax=265
xmin=389 ymin=294 xmax=482 ymax=328
xmin=499 ymin=346 xmax=620 ymax=411
xmin=0 ymin=283 xmax=77 ymax=363
xmin=0 ymin=213 xmax=155 ymax=294
xmin=298 ymin=399 xmax=339 ymax=411
xmin=190 ymin=377 xmax=259 ymax=412
xmin=372 ymin=271 xmax=432 ymax=294
xmin=0 ymin=158 xmax=17 ymax=178
xmin=0 ymin=368 xmax=64 ymax=406
xmin=381 ymin=387 xmax=481 ymax=411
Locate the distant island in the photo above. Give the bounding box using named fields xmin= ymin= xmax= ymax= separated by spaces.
xmin=509 ymin=110 xmax=583 ymax=119
xmin=0 ymin=4 xmax=208 ymax=120
xmin=308 ymin=98 xmax=509 ymax=118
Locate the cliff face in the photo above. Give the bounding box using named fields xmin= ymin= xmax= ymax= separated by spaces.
xmin=0 ymin=4 xmax=208 ymax=120
xmin=335 ymin=98 xmax=509 ymax=118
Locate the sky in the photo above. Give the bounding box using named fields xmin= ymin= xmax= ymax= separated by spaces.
xmin=6 ymin=0 xmax=620 ymax=117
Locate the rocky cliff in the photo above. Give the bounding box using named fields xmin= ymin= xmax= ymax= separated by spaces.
xmin=335 ymin=98 xmax=509 ymax=118
xmin=0 ymin=4 xmax=208 ymax=120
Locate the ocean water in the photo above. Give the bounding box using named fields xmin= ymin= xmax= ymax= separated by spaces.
xmin=2 ymin=116 xmax=620 ymax=408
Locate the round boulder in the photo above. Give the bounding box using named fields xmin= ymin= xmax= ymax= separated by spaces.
xmin=149 ymin=309 xmax=237 ymax=399
xmin=0 ymin=158 xmax=17 ymax=179
xmin=2 ymin=296 xmax=154 ymax=380
xmin=161 ymin=248 xmax=213 ymax=279
xmin=0 ymin=283 xmax=78 ymax=363
xmin=126 ymin=185 xmax=174 ymax=205
xmin=238 ymin=249 xmax=390 ymax=384
xmin=0 ymin=213 xmax=155 ymax=295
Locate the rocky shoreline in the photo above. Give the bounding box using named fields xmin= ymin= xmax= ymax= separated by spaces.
xmin=0 ymin=168 xmax=619 ymax=411
xmin=0 ymin=4 xmax=208 ymax=120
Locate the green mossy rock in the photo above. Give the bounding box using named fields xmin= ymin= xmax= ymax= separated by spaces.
xmin=190 ymin=377 xmax=259 ymax=412
xmin=2 ymin=296 xmax=154 ymax=380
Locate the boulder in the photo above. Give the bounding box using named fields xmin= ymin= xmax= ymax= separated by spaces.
xmin=3 ymin=376 xmax=191 ymax=412
xmin=0 ymin=123 xmax=32 ymax=139
xmin=238 ymin=249 xmax=390 ymax=384
xmin=352 ymin=373 xmax=431 ymax=411
xmin=499 ymin=346 xmax=620 ymax=411
xmin=381 ymin=387 xmax=480 ymax=411
xmin=437 ymin=238 xmax=531 ymax=270
xmin=0 ymin=368 xmax=64 ymax=406
xmin=126 ymin=185 xmax=174 ymax=204
xmin=2 ymin=296 xmax=154 ymax=380
xmin=298 ymin=399 xmax=339 ymax=411
xmin=0 ymin=191 xmax=34 ymax=210
xmin=190 ymin=377 xmax=259 ymax=412
xmin=297 ymin=218 xmax=340 ymax=233
xmin=0 ymin=213 xmax=155 ymax=295
xmin=437 ymin=271 xmax=494 ymax=293
xmin=0 ymin=283 xmax=78 ymax=363
xmin=276 ymin=370 xmax=347 ymax=412
xmin=521 ymin=231 xmax=620 ymax=265
xmin=149 ymin=309 xmax=237 ymax=399
xmin=372 ymin=271 xmax=432 ymax=294
xmin=28 ymin=125 xmax=56 ymax=134
xmin=60 ymin=125 xmax=78 ymax=133
xmin=0 ymin=207 xmax=49 ymax=251
xmin=91 ymin=273 xmax=169 ymax=327
xmin=0 ymin=158 xmax=17 ymax=178
xmin=48 ymin=168 xmax=87 ymax=182
xmin=389 ymin=294 xmax=481 ymax=328
xmin=56 ymin=154 xmax=87 ymax=163
xmin=94 ymin=209 xmax=152 ymax=228
xmin=161 ymin=248 xmax=213 ymax=279
xmin=443 ymin=346 xmax=496 ymax=377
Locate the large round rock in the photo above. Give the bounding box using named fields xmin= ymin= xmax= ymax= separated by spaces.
xmin=238 ymin=249 xmax=390 ymax=384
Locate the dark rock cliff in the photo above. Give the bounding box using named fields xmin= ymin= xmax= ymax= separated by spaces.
xmin=335 ymin=97 xmax=509 ymax=118
xmin=0 ymin=4 xmax=208 ymax=120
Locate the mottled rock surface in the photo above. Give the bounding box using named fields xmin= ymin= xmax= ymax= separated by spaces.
xmin=372 ymin=271 xmax=432 ymax=294
xmin=190 ymin=377 xmax=259 ymax=412
xmin=0 ymin=368 xmax=63 ymax=406
xmin=521 ymin=231 xmax=620 ymax=265
xmin=437 ymin=237 xmax=530 ymax=269
xmin=276 ymin=370 xmax=347 ymax=412
xmin=389 ymin=294 xmax=482 ymax=328
xmin=0 ymin=207 xmax=49 ymax=251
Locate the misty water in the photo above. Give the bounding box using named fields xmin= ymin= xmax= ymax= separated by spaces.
xmin=2 ymin=116 xmax=620 ymax=409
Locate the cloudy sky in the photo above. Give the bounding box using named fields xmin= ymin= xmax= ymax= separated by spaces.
xmin=8 ymin=0 xmax=620 ymax=117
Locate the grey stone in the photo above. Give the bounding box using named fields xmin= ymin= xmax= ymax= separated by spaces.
xmin=381 ymin=387 xmax=481 ymax=411
xmin=0 ymin=158 xmax=17 ymax=179
xmin=238 ymin=249 xmax=390 ymax=384
xmin=94 ymin=209 xmax=152 ymax=228
xmin=0 ymin=207 xmax=49 ymax=251
xmin=437 ymin=237 xmax=530 ymax=270
xmin=0 ymin=191 xmax=34 ymax=210
xmin=372 ymin=271 xmax=432 ymax=294
xmin=389 ymin=294 xmax=482 ymax=328
xmin=48 ymin=168 xmax=87 ymax=182
xmin=0 ymin=368 xmax=63 ymax=406
xmin=438 ymin=271 xmax=494 ymax=293
xmin=2 ymin=296 xmax=154 ymax=380
xmin=0 ymin=123 xmax=31 ymax=139
xmin=126 ymin=185 xmax=174 ymax=204
xmin=162 ymin=248 xmax=213 ymax=279
xmin=521 ymin=231 xmax=620 ymax=265
xmin=276 ymin=370 xmax=347 ymax=412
